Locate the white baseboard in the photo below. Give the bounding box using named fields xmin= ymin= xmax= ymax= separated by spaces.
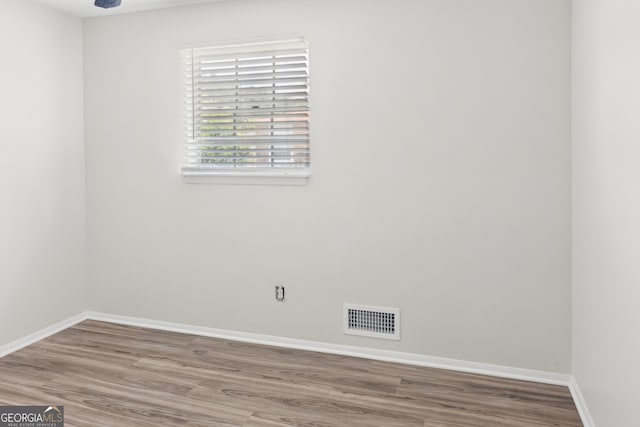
xmin=0 ymin=312 xmax=89 ymax=358
xmin=85 ymin=311 xmax=570 ymax=386
xmin=569 ymin=376 xmax=595 ymax=427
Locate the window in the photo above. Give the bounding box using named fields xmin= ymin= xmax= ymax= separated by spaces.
xmin=181 ymin=38 xmax=310 ymax=184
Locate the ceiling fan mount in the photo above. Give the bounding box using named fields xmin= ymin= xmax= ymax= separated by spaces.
xmin=95 ymin=0 xmax=122 ymax=8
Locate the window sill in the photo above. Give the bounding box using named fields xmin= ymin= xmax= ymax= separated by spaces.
xmin=181 ymin=168 xmax=310 ymax=186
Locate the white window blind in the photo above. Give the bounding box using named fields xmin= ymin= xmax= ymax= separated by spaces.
xmin=181 ymin=38 xmax=310 ymax=180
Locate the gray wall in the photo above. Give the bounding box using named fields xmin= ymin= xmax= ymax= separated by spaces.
xmin=0 ymin=0 xmax=86 ymax=345
xmin=572 ymin=0 xmax=640 ymax=425
xmin=81 ymin=0 xmax=572 ymax=372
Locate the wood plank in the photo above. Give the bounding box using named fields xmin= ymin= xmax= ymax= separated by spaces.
xmin=0 ymin=320 xmax=583 ymax=426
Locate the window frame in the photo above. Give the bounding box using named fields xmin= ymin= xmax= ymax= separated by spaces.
xmin=181 ymin=37 xmax=311 ymax=185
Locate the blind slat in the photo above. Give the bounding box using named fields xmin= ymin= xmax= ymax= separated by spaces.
xmin=194 ymin=76 xmax=308 ymax=89
xmin=191 ymin=105 xmax=309 ymax=114
xmin=189 ymin=148 xmax=310 ymax=154
xmin=198 ymin=59 xmax=308 ymax=73
xmin=189 ymin=136 xmax=309 ymax=143
xmin=192 ymin=91 xmax=308 ymax=101
xmin=193 ymin=48 xmax=308 ymax=62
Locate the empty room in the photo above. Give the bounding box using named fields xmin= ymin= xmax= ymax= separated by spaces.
xmin=0 ymin=0 xmax=637 ymax=425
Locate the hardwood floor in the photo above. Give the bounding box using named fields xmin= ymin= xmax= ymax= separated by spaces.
xmin=0 ymin=321 xmax=583 ymax=426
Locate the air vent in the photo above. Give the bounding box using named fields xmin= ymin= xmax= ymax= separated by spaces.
xmin=343 ymin=304 xmax=400 ymax=340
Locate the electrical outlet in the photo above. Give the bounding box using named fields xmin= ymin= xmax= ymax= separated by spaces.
xmin=275 ymin=286 xmax=285 ymax=302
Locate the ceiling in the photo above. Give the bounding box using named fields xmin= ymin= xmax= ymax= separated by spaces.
xmin=34 ymin=0 xmax=225 ymax=18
